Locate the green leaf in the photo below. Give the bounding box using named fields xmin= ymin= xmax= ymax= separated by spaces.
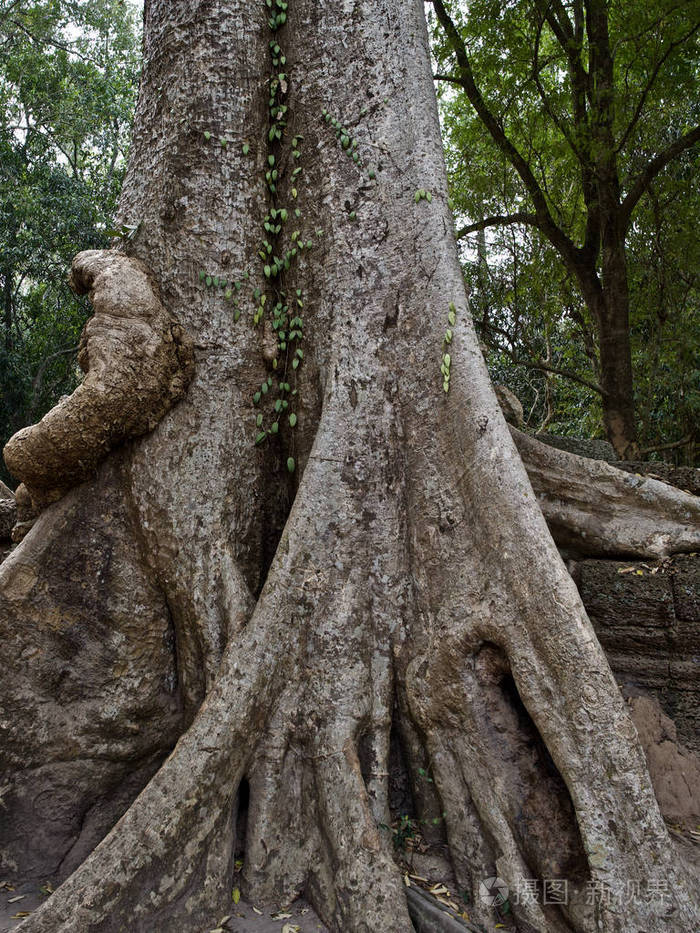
xmin=242 ymin=143 xmax=250 ymax=155
xmin=255 ymin=432 xmax=267 ymax=445
xmin=287 ymin=457 xmax=295 ymax=473
xmin=289 ymin=413 xmax=297 ymax=427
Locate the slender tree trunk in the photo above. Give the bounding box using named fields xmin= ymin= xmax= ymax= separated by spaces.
xmin=2 ymin=264 xmax=12 ymax=352
xmin=596 ymin=243 xmax=637 ymax=458
xmin=577 ymin=258 xmax=637 ymax=459
xmin=1 ymin=2 xmax=698 ymax=933
xmin=585 ymin=0 xmax=638 ymax=459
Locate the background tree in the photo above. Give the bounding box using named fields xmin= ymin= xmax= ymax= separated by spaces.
xmin=431 ymin=0 xmax=700 ymax=458
xmin=0 ymin=0 xmax=140 ymax=485
xmin=0 ymin=1 xmax=699 ymax=932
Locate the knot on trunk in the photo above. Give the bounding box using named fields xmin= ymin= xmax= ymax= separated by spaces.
xmin=2 ymin=249 xmax=195 ymax=509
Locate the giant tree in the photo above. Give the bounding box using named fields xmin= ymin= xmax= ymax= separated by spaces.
xmin=431 ymin=0 xmax=700 ymax=457
xmin=1 ymin=1 xmax=699 ymax=932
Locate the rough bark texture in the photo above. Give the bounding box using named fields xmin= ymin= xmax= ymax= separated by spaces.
xmin=514 ymin=428 xmax=700 ymax=558
xmin=3 ymin=251 xmax=194 ymax=509
xmin=0 ymin=2 xmax=698 ymax=933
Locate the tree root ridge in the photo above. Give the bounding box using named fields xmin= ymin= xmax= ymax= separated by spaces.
xmin=14 ymin=449 xmax=700 ymax=933
xmin=3 ymin=250 xmax=195 ymax=509
xmin=513 ymin=427 xmax=700 ymax=558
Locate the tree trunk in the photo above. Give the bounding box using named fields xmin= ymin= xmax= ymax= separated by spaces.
xmin=1 ymin=2 xmax=698 ymax=932
xmin=595 ymin=279 xmax=638 ymax=461
xmin=2 ymin=263 xmax=12 ymax=352
xmin=573 ymin=260 xmax=637 ymax=460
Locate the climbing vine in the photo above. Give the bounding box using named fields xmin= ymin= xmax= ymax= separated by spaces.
xmin=441 ymin=302 xmax=456 ymax=392
xmin=197 ymin=0 xmax=310 ymax=474
xmin=198 ymin=0 xmax=455 ymax=463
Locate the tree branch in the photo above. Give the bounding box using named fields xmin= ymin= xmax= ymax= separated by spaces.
xmin=517 ymin=358 xmax=602 ymax=394
xmin=430 ymin=0 xmax=583 ymax=275
xmin=621 ymin=125 xmax=700 ymax=225
xmin=639 ymin=435 xmax=693 ymax=456
xmin=616 ymin=21 xmax=700 ymax=155
xmin=456 ymin=212 xmax=539 ymax=239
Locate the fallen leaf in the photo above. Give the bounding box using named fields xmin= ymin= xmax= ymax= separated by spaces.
xmin=12 ymin=913 xmax=31 ymax=919
xmin=404 ymin=873 xmax=411 ymax=886
xmin=430 ymin=884 xmax=449 ymax=896
xmin=231 ymin=887 xmax=240 ymax=905
xmin=252 ymin=907 xmax=263 ymax=915
xmin=281 ymin=925 xmax=300 ymax=933
xmin=272 ymin=913 xmax=292 ymax=920
xmin=8 ymin=895 xmax=26 ymax=903
xmin=408 ymin=873 xmax=429 ymax=883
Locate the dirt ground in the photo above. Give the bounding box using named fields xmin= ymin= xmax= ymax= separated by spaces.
xmin=0 ymin=882 xmax=328 ymax=933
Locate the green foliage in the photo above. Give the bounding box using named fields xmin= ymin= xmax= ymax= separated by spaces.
xmin=432 ymin=0 xmax=699 ymax=461
xmin=0 ymin=0 xmax=141 ymax=484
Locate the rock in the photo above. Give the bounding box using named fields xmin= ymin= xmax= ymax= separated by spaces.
xmin=627 ymin=694 xmax=700 ymax=829
xmin=0 ymin=483 xmax=16 ymax=557
xmin=0 ymin=498 xmax=16 ymax=541
xmin=578 ymin=554 xmax=700 ymax=755
xmin=535 ymin=433 xmax=618 ymax=462
xmin=615 ymin=461 xmax=700 ymax=496
xmin=493 ymin=384 xmax=524 ymax=428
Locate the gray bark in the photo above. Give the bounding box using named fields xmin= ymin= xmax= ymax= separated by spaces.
xmin=0 ymin=2 xmax=698 ymax=932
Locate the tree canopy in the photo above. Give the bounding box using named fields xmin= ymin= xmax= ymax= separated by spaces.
xmin=432 ymin=0 xmax=700 ymax=461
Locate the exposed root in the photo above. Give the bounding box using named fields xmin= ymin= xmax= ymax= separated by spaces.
xmin=15 ymin=606 xmax=285 ymax=932
xmin=311 ymin=724 xmax=413 ymax=932
xmin=513 ymin=427 xmax=700 ymax=558
xmin=3 ymin=250 xmax=194 ymax=508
